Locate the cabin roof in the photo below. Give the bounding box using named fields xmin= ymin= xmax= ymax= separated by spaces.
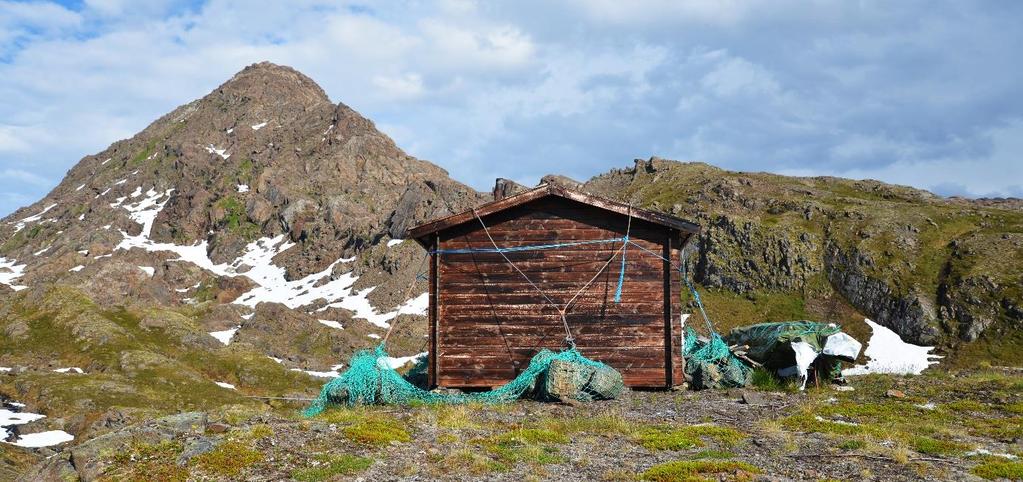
xmin=406 ymin=183 xmax=700 ymax=244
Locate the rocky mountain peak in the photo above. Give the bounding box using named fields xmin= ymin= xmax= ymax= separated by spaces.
xmin=220 ymin=61 xmax=331 ymax=106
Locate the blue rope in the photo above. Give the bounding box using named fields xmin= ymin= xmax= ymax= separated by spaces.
xmin=431 ymin=237 xmax=625 ymax=255
xmin=613 ymin=235 xmax=628 ymax=303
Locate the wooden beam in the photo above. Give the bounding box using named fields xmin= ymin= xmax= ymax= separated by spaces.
xmin=407 ymin=182 xmax=700 ymax=243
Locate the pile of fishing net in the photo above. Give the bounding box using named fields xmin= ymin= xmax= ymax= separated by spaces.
xmin=724 ymin=321 xmax=861 ymax=389
xmin=683 ymin=327 xmax=754 ymax=389
xmin=304 ymin=345 xmax=624 ymax=416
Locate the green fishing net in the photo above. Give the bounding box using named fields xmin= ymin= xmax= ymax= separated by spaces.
xmin=683 ymin=327 xmax=753 ymax=389
xmin=304 ymin=344 xmax=624 ymax=415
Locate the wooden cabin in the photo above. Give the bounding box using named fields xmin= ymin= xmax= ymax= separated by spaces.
xmin=408 ymin=183 xmax=700 ymax=389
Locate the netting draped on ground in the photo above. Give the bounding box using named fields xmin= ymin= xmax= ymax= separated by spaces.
xmin=304 ymin=344 xmax=623 ymax=416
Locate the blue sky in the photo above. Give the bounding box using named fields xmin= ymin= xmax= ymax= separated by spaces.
xmin=1 ymin=0 xmax=1021 ymax=216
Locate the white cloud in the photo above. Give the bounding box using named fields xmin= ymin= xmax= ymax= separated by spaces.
xmin=0 ymin=0 xmax=1020 ymax=217
xmin=372 ymin=73 xmax=425 ymax=99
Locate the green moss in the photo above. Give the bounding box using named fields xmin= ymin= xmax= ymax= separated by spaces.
xmin=639 ymin=460 xmax=760 ymax=481
xmin=972 ymin=460 xmax=1023 ymax=480
xmin=237 ymin=158 xmax=254 ymax=183
xmin=636 ymin=425 xmax=746 ymax=451
xmin=214 ymin=196 xmax=260 ymax=239
xmin=130 ymin=138 xmax=159 ymax=165
xmin=291 ymin=454 xmax=373 ymax=481
xmin=909 ymin=436 xmax=970 ymax=456
xmin=691 ymin=450 xmax=737 ymax=460
xmin=191 ymin=440 xmax=263 ymax=477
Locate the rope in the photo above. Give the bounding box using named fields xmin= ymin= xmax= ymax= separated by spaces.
xmin=613 ymin=206 xmax=633 ymax=303
xmin=620 ymin=237 xmax=716 ymax=335
xmin=472 ymin=208 xmax=571 ymax=343
xmin=382 ymin=253 xmax=430 ymax=345
xmin=559 ymin=243 xmax=628 ymax=338
xmin=432 ymin=237 xmax=625 ymax=254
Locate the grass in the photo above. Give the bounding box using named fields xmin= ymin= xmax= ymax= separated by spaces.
xmin=481 ymin=428 xmax=568 ymax=466
xmin=316 ymin=410 xmax=412 ymax=447
xmin=909 ymin=436 xmax=970 ymax=456
xmin=639 ymin=460 xmax=760 ymax=481
xmin=972 ymin=460 xmax=1023 ymax=480
xmin=636 ymin=425 xmax=746 ymax=451
xmin=291 ymin=454 xmax=373 ymax=481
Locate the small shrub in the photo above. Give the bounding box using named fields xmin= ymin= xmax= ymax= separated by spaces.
xmin=343 ymin=417 xmax=411 ymax=446
xmin=837 ymin=439 xmax=866 ymax=451
xmin=107 ymin=440 xmax=186 ymax=482
xmin=192 ymin=440 xmax=263 ymax=477
xmin=640 ymin=460 xmax=760 ymax=481
xmin=481 ymin=428 xmax=568 ymax=466
xmin=291 ymin=454 xmax=373 ymax=481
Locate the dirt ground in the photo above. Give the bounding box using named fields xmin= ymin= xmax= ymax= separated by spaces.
xmin=32 ymin=366 xmax=1017 ymax=481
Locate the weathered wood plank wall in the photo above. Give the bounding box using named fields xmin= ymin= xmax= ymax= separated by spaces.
xmin=433 ymin=197 xmax=683 ymax=388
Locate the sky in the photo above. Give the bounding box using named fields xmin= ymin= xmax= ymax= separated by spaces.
xmin=1 ymin=0 xmax=1021 ymax=216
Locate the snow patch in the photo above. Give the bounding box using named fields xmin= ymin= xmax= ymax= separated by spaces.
xmin=293 ymin=364 xmax=344 ymax=378
xmin=101 ymin=158 xmax=111 ymax=165
xmin=53 ymin=367 xmax=85 ymax=374
xmin=107 ymin=190 xmax=424 ymax=329
xmin=69 ymin=265 xmax=85 ymax=272
xmin=368 ymin=333 xmax=381 ymax=339
xmin=33 ymin=245 xmax=51 ymax=256
xmin=317 ymin=319 xmax=344 ymax=330
xmin=2 ymin=403 xmax=75 ymax=448
xmin=251 ymin=121 xmax=268 ymax=130
xmin=386 ymin=239 xmax=404 ymax=247
xmin=214 ymin=381 xmax=236 ymax=390
xmin=75 ymin=184 xmax=85 ymax=191
xmin=10 ymin=431 xmax=75 ymax=448
xmin=237 ymin=184 xmax=249 ymax=193
xmin=205 ymin=144 xmax=230 ymax=160
xmin=379 ymin=352 xmax=426 ymax=370
xmin=210 ymin=327 xmax=239 ymax=346
xmin=130 ymin=186 xmax=143 ymax=198
xmin=814 ymin=415 xmax=859 ymax=426
xmin=138 ymin=266 xmax=155 ymax=277
xmin=0 ymin=257 xmax=28 ymax=291
xmin=14 ymin=203 xmax=57 ymax=232
xmin=967 ymin=449 xmax=1018 ymax=460
xmin=843 ymin=319 xmax=941 ymax=376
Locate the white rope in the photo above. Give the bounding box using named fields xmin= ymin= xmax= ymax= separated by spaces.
xmin=473 ymin=209 xmax=571 ymax=342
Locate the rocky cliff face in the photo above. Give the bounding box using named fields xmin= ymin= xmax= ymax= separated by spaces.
xmin=582 ymin=158 xmax=1023 ymax=353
